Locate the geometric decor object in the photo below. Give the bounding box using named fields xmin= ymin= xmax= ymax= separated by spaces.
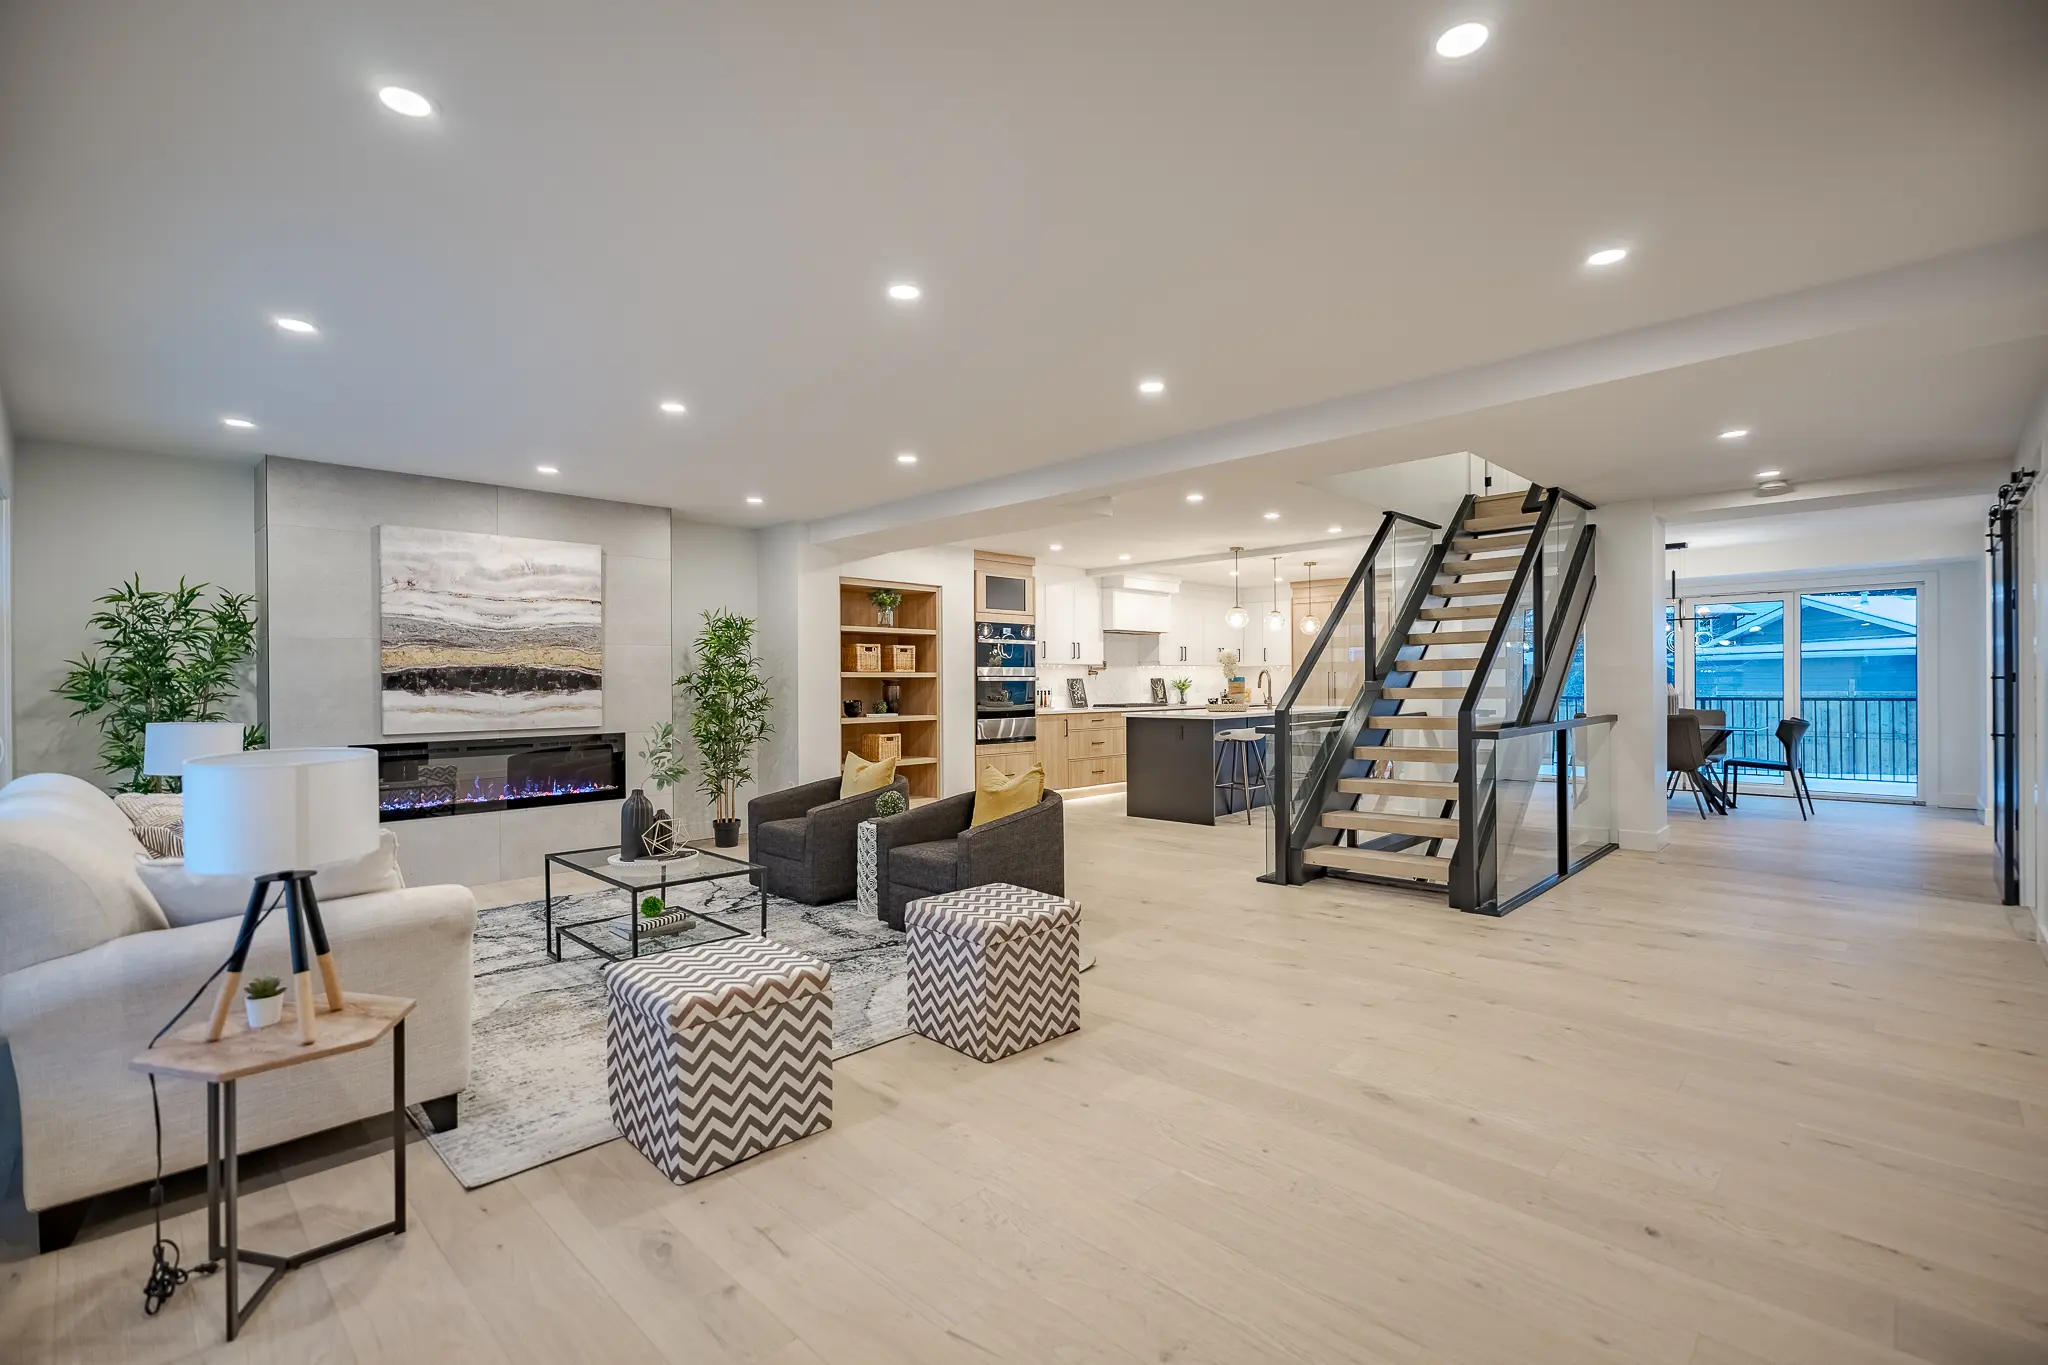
xmin=905 ymin=882 xmax=1080 ymax=1062
xmin=378 ymin=525 xmax=603 ymax=735
xmin=604 ymin=937 xmax=833 ymax=1183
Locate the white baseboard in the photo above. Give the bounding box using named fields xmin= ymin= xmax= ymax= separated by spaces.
xmin=1617 ymin=825 xmax=1671 ymax=852
xmin=1934 ymin=792 xmax=1987 ymax=816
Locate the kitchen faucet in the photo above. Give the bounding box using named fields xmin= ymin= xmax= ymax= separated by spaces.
xmin=1256 ymin=669 xmax=1272 ymax=707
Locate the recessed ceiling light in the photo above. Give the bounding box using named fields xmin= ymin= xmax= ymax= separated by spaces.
xmin=536 ymin=465 xmax=558 ymax=475
xmin=377 ymin=86 xmax=434 ymax=118
xmin=1719 ymin=428 xmax=1750 ymax=441
xmin=1137 ymin=378 xmax=1166 ymax=396
xmin=273 ymin=316 xmax=318 ymax=335
xmin=745 ymin=495 xmax=764 ymax=505
xmin=221 ymin=416 xmax=256 ymax=429
xmin=1756 ymin=469 xmax=1782 ymax=480
xmin=1435 ymin=22 xmax=1490 ymax=58
xmin=896 ymin=452 xmax=918 ymax=465
xmin=659 ymin=399 xmax=688 ymax=415
xmin=1263 ymin=511 xmax=1280 ymax=520
xmin=1118 ymin=554 xmax=1132 ymax=561
xmin=886 ymin=282 xmax=921 ymax=302
xmin=1585 ymin=247 xmax=1629 ymax=267
xmin=1049 ymin=543 xmax=1062 ymax=552
xmin=1185 ymin=492 xmax=1204 ymax=503
xmin=1327 ymin=525 xmax=1343 ymax=534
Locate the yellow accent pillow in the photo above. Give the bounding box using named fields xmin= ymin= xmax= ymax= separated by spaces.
xmin=840 ymin=751 xmax=898 ymax=799
xmin=971 ymin=763 xmax=1044 ymax=828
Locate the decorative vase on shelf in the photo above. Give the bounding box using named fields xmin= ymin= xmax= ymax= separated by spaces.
xmin=620 ymin=788 xmax=654 ymax=861
xmin=877 ymin=607 xmax=897 ymax=627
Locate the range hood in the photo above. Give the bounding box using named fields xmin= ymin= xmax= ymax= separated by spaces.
xmin=1098 ymin=573 xmax=1178 ymax=634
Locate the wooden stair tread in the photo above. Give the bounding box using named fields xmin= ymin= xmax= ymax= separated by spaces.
xmin=1338 ymin=777 xmax=1459 ymax=798
xmin=1452 ymin=530 xmax=1533 ymax=551
xmin=1463 ymin=511 xmax=1539 ymax=533
xmin=1368 ymin=714 xmax=1457 ymax=731
xmin=1394 ymin=657 xmax=1485 ymax=673
xmin=1434 ymin=581 xmax=1511 ymax=597
xmin=1473 ymin=490 xmax=1534 ymax=513
xmin=1323 ymin=810 xmax=1459 ymax=837
xmin=1304 ymin=845 xmax=1450 ymax=883
xmin=1354 ymin=745 xmax=1458 ymax=763
xmin=1407 ymin=628 xmax=1493 ymax=646
xmin=1382 ymin=685 xmax=1469 ymax=699
xmin=1418 ymin=604 xmax=1502 ymax=620
xmin=1442 ymin=562 xmax=1518 ymax=579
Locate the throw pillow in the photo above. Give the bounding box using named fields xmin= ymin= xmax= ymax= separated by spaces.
xmin=115 ymin=793 xmax=185 ymax=857
xmin=136 ymin=828 xmax=407 ymax=928
xmin=840 ymin=750 xmax=898 ymax=799
xmin=971 ymin=762 xmax=1044 ymax=828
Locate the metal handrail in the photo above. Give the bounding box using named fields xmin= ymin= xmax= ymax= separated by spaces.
xmin=1473 ymin=712 xmax=1618 ymax=739
xmin=1272 ymin=509 xmax=1442 ymax=713
xmin=1456 ymin=487 xmax=1563 ymax=719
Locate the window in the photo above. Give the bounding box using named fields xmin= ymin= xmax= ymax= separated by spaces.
xmin=1798 ymin=588 xmax=1917 ymax=795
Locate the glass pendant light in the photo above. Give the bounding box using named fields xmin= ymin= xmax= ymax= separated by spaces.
xmin=1224 ymin=547 xmax=1249 ymax=629
xmin=1267 ymin=556 xmax=1285 ymax=632
xmin=1298 ymin=561 xmax=1320 ymax=635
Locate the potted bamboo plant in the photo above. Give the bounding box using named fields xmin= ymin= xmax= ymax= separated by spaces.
xmin=675 ymin=609 xmax=774 ymax=848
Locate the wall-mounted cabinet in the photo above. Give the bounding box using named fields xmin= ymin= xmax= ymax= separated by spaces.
xmin=974 ymin=553 xmax=1035 ymax=623
xmin=1039 ymin=577 xmax=1104 ymax=666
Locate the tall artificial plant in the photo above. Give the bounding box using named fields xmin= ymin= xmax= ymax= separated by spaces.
xmin=55 ymin=576 xmax=263 ymax=792
xmin=674 ymin=609 xmax=774 ymax=825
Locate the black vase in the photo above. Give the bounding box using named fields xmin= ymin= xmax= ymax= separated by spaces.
xmin=713 ymin=817 xmax=741 ymax=848
xmin=620 ymin=788 xmax=654 ymax=860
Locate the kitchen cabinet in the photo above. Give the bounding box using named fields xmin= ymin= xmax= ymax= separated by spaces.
xmin=1039 ymin=712 xmax=1127 ymax=790
xmin=1039 ymin=578 xmax=1103 ymax=665
xmin=975 ymin=741 xmax=1040 ymax=781
xmin=1252 ymin=592 xmax=1292 ymax=667
xmin=974 ymin=553 xmax=1035 ymax=623
xmin=1071 ymin=580 xmax=1103 ymax=665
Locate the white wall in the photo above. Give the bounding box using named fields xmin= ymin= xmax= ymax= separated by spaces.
xmin=671 ymin=518 xmax=762 ymax=834
xmin=0 ymin=390 xmax=13 ymax=784
xmin=10 ymin=440 xmax=257 ymax=784
xmin=1584 ymin=500 xmax=1670 ymax=851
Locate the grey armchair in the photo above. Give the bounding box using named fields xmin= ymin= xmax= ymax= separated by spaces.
xmin=872 ymin=790 xmax=1064 ymax=930
xmin=747 ymin=775 xmax=910 ymax=905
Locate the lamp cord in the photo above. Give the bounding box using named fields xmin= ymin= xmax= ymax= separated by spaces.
xmin=141 ymin=887 xmax=283 ymax=1316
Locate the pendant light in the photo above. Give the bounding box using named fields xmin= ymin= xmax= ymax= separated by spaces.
xmin=1224 ymin=546 xmax=1249 ymax=629
xmin=1298 ymin=561 xmax=1321 ymax=636
xmin=1267 ymin=556 xmax=1285 ymax=632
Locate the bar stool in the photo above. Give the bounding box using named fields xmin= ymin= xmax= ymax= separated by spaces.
xmin=1214 ymin=729 xmax=1269 ymax=824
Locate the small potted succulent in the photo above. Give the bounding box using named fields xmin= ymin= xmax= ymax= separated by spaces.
xmin=868 ymin=587 xmax=903 ymax=627
xmin=245 ymin=976 xmax=285 ymax=1029
xmin=1171 ymin=676 xmax=1193 ymax=704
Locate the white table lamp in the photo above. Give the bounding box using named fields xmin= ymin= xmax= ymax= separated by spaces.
xmin=183 ymin=748 xmax=380 ymax=1044
xmin=142 ymin=722 xmax=245 ymax=780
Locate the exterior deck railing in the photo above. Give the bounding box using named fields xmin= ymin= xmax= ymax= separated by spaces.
xmin=1692 ymin=693 xmax=1917 ymax=784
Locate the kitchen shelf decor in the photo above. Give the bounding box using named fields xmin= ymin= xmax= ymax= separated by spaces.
xmin=840 ymin=577 xmax=941 ymax=798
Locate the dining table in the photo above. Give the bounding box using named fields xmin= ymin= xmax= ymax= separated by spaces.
xmin=1693 ymin=724 xmax=1773 ymax=813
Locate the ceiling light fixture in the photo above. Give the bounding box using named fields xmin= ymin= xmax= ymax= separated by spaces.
xmin=1298 ymin=562 xmax=1322 ymax=635
xmin=659 ymin=399 xmax=688 ymax=415
xmin=1719 ymin=428 xmax=1750 ymax=441
xmin=536 ymin=465 xmax=558 ymax=475
xmin=273 ymin=316 xmax=318 ymax=335
xmin=1049 ymin=543 xmax=1062 ymax=552
xmin=1327 ymin=525 xmax=1343 ymax=534
xmin=1137 ymin=378 xmax=1166 ymax=396
xmin=1267 ymin=557 xmax=1286 ymax=632
xmin=745 ymin=495 xmax=764 ymax=505
xmin=1118 ymin=554 xmax=1132 ymax=561
xmin=1756 ymin=469 xmax=1782 ymax=480
xmin=1185 ymin=492 xmax=1204 ymax=503
xmin=886 ymin=282 xmax=921 ymax=302
xmin=1225 ymin=547 xmax=1249 ymax=630
xmin=1585 ymin=247 xmax=1629 ymax=267
xmin=377 ymin=86 xmax=434 ymax=118
xmin=896 ymin=452 xmax=918 ymax=465
xmin=221 ymin=416 xmax=255 ymax=429
xmin=1263 ymin=511 xmax=1280 ymax=520
xmin=1434 ymin=22 xmax=1490 ymax=58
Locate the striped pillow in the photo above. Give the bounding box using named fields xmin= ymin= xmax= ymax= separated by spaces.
xmin=113 ymin=792 xmax=185 ymax=858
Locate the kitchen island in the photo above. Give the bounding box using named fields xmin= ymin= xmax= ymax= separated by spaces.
xmin=1125 ymin=709 xmax=1274 ymax=825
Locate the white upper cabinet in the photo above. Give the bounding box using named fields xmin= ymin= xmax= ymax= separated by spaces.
xmin=1253 ymin=589 xmax=1293 ymax=667
xmin=1071 ymin=578 xmax=1104 ymax=666
xmin=1039 ymin=579 xmax=1075 ymax=663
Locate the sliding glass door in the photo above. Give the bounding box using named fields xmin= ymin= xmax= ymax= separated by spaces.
xmin=1692 ymin=599 xmax=1786 ymax=774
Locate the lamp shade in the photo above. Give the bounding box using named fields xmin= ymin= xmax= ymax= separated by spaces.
xmin=182 ymin=748 xmax=379 ymax=876
xmin=142 ymin=722 xmax=245 ymax=777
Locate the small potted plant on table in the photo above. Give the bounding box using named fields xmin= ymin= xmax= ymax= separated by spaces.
xmin=245 ymin=976 xmax=284 ymax=1029
xmin=868 ymin=587 xmax=903 ymax=627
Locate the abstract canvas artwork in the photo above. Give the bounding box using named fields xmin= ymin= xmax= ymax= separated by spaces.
xmin=379 ymin=526 xmax=604 ymax=734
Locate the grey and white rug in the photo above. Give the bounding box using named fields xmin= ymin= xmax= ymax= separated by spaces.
xmin=416 ymin=879 xmax=911 ymax=1188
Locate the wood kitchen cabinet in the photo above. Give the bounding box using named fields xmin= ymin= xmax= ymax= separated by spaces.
xmin=974 ymin=741 xmax=1040 ymax=781
xmin=1040 ymin=712 xmax=1127 ymax=789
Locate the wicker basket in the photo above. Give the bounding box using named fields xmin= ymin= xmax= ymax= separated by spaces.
xmin=859 ymin=732 xmax=903 ymax=764
xmin=889 ymin=644 xmax=919 ymax=672
xmin=844 ymin=641 xmax=882 ymax=673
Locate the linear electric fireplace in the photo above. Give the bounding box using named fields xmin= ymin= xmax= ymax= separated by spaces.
xmin=370 ymin=733 xmax=626 ymax=821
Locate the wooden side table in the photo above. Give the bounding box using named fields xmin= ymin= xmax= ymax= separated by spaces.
xmin=131 ymin=993 xmax=415 ymax=1342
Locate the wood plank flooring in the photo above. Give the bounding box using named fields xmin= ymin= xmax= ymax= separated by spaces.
xmin=6 ymin=793 xmax=2047 ymax=1364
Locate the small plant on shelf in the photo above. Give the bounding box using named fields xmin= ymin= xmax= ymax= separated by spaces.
xmin=867 ymin=587 xmax=903 ymax=626
xmin=640 ymin=894 xmax=665 ymax=919
xmin=1171 ymin=676 xmax=1193 ymax=703
xmin=873 ymin=789 xmax=908 ymax=818
xmin=244 ymin=975 xmax=285 ymax=1029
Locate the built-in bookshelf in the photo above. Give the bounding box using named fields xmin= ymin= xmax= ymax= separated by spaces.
xmin=839 ymin=577 xmax=942 ymax=799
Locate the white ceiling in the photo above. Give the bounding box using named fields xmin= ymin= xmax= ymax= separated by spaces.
xmin=3 ymin=0 xmax=2045 ymax=537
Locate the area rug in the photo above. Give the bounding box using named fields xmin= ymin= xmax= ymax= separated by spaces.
xmin=414 ymin=879 xmax=910 ymax=1188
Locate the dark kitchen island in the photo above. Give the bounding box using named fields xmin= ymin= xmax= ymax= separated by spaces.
xmin=1124 ymin=709 xmax=1274 ymax=825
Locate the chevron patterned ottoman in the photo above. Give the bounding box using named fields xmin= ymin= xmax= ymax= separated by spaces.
xmin=905 ymin=883 xmax=1080 ymax=1063
xmin=605 ymin=939 xmax=833 ymax=1183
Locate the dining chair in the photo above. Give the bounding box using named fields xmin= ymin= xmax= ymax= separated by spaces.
xmin=1688 ymin=708 xmax=1729 ymax=784
xmin=1724 ymin=717 xmax=1816 ymax=819
xmin=1665 ymin=713 xmax=1716 ymax=819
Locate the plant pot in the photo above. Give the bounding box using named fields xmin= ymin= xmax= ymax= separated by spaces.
xmin=876 ymin=608 xmax=897 ymax=627
xmin=713 ymin=817 xmax=741 ymax=848
xmin=246 ymin=993 xmax=284 ymax=1030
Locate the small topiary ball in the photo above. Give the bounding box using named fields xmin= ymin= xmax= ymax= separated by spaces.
xmin=873 ymin=789 xmax=908 ymax=818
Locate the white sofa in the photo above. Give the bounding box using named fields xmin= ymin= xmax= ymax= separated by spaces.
xmin=0 ymin=773 xmax=475 ymax=1250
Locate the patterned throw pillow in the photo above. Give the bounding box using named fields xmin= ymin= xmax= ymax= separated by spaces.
xmin=113 ymin=792 xmax=185 ymax=858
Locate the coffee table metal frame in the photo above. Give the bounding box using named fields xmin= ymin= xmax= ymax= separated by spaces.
xmin=544 ymin=844 xmax=768 ymax=962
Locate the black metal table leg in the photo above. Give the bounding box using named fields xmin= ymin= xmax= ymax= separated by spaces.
xmin=223 ymin=1079 xmax=238 ymax=1341
xmin=206 ymin=1081 xmax=221 ymax=1261
xmin=393 ymin=1020 xmax=406 ymax=1233
xmin=545 ymin=857 xmax=556 ymax=960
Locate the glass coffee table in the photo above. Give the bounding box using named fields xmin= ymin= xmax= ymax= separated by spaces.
xmin=544 ymin=844 xmax=768 ymax=963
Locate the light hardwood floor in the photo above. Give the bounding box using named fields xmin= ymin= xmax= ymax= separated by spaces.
xmin=6 ymin=791 xmax=2047 ymax=1364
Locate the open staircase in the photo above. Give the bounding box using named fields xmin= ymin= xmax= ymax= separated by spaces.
xmin=1268 ymin=485 xmax=1607 ymax=913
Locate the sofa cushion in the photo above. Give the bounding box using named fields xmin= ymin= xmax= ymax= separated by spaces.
xmin=135 ymin=828 xmax=408 ymax=928
xmin=0 ymin=772 xmax=142 ymax=843
xmin=971 ymin=763 xmax=1045 ymax=828
xmin=113 ymin=792 xmax=185 ymax=857
xmin=890 ymin=840 xmax=961 ymax=894
xmin=754 ymin=817 xmax=807 ymax=862
xmin=0 ymin=814 xmax=169 ymax=977
xmin=839 ymin=751 xmax=897 ymax=799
